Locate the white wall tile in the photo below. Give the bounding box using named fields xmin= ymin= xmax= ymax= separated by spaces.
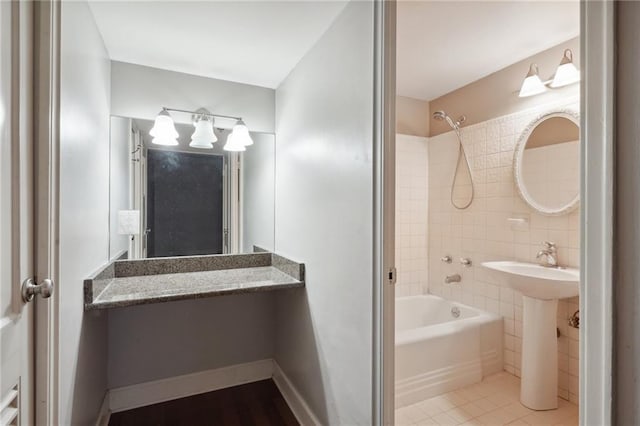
xmin=396 ymin=134 xmax=429 ymax=297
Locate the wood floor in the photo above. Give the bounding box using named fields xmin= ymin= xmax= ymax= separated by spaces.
xmin=108 ymin=379 xmax=299 ymax=426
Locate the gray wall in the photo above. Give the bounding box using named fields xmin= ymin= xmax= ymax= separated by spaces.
xmin=108 ymin=294 xmax=275 ymax=388
xmin=111 ymin=61 xmax=275 ymax=133
xmin=242 ymin=133 xmax=276 ymax=253
xmin=615 ymin=2 xmax=640 ymax=423
xmin=273 ymin=3 xmax=375 ymax=424
xmin=109 ymin=116 xmax=131 ymax=259
xmin=59 ymin=2 xmax=111 ymax=423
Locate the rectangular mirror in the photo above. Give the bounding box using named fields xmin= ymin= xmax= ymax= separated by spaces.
xmin=108 ymin=116 xmax=275 ymax=260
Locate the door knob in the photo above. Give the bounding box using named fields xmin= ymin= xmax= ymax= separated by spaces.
xmin=21 ymin=278 xmax=54 ymax=303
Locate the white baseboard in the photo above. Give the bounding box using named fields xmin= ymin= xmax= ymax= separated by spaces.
xmin=272 ymin=361 xmax=321 ymax=426
xmin=108 ymin=358 xmax=273 ymax=413
xmin=103 ymin=358 xmax=319 ymax=426
xmin=395 ymin=359 xmax=483 ymax=408
xmin=95 ymin=392 xmax=110 ymax=426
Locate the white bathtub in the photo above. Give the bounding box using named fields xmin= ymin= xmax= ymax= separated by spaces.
xmin=395 ymin=295 xmax=503 ymax=408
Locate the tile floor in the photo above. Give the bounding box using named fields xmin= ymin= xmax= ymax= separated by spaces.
xmin=395 ymin=372 xmax=578 ymax=426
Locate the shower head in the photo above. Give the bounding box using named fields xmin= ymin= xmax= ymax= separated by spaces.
xmin=432 ymin=111 xmax=446 ymax=121
xmin=432 ymin=110 xmax=458 ymax=130
xmin=432 ymin=110 xmax=466 ymax=130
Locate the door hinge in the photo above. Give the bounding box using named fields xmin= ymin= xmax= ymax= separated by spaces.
xmin=388 ymin=267 xmax=397 ymax=285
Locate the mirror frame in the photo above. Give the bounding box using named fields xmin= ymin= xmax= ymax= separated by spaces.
xmin=513 ymin=109 xmax=580 ymax=216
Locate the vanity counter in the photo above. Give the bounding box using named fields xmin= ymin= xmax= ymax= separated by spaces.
xmin=84 ymin=252 xmax=304 ymax=310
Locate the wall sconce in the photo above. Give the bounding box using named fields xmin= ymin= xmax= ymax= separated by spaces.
xmin=518 ymin=64 xmax=547 ymax=98
xmin=231 ymin=119 xmax=254 ymax=147
xmin=149 ymin=109 xmax=179 ymax=146
xmin=190 ymin=115 xmax=217 ymax=149
xmin=549 ymin=49 xmax=580 ymax=88
xmin=518 ymin=48 xmax=580 ymax=98
xmin=223 ymin=132 xmax=246 ymax=152
xmin=149 ymin=107 xmax=254 ymax=151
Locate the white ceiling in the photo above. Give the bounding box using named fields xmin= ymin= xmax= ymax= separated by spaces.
xmin=397 ymin=1 xmax=580 ymax=101
xmin=88 ymin=1 xmax=348 ymax=89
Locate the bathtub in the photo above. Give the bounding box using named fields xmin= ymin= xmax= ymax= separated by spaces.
xmin=395 ymin=295 xmax=503 ymax=408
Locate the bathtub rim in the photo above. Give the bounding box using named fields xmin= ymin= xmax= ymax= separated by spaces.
xmin=395 ymin=294 xmax=502 ymax=346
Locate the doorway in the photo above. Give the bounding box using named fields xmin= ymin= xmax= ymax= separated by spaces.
xmin=146 ymin=150 xmax=225 ymax=257
xmin=381 ymin=2 xmax=615 ymax=425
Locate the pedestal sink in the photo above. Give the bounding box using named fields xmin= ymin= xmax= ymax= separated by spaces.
xmin=482 ymin=261 xmax=579 ymax=410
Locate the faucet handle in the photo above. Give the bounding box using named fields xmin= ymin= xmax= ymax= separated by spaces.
xmin=543 ymin=241 xmax=556 ymax=249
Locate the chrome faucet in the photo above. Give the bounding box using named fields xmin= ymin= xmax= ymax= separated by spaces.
xmin=536 ymin=241 xmax=558 ymax=267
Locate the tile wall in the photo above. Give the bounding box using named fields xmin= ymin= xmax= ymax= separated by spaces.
xmin=395 ymin=134 xmax=429 ymax=297
xmin=427 ymin=98 xmax=580 ymax=404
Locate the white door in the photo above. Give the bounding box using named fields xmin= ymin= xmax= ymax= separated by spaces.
xmin=1 ymin=2 xmax=52 ymax=425
xmin=0 ymin=1 xmax=56 ymax=426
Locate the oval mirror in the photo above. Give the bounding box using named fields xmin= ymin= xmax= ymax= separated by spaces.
xmin=514 ymin=110 xmax=580 ymax=215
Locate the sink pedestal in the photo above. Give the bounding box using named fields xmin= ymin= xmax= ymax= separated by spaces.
xmin=520 ymin=296 xmax=558 ymax=410
xmin=481 ymin=261 xmax=579 ymax=410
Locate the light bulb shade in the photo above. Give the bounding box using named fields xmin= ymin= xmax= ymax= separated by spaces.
xmin=151 ymin=136 xmax=179 ymax=146
xmin=518 ymin=64 xmax=547 ymax=98
xmin=550 ymin=49 xmax=580 ymax=88
xmin=189 ymin=117 xmax=217 ymax=149
xmin=231 ymin=119 xmax=253 ymax=146
xmin=223 ymin=132 xmax=246 ymax=152
xmin=150 ymin=109 xmax=178 ymax=138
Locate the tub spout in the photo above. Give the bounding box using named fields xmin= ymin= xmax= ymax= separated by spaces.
xmin=444 ymin=274 xmax=461 ymax=284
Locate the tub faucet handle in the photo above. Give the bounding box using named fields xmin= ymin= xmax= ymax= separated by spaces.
xmin=460 ymin=257 xmax=472 ymax=267
xmin=441 ymin=255 xmax=452 ymax=264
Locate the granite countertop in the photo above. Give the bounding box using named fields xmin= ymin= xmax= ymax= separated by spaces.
xmin=84 ymin=252 xmax=305 ymax=310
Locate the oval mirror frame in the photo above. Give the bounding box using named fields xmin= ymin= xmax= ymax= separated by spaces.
xmin=513 ymin=109 xmax=580 ymax=216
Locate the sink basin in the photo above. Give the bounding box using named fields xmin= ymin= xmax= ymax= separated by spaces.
xmin=482 ymin=261 xmax=579 ymax=300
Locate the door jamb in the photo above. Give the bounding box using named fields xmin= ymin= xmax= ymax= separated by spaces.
xmin=580 ymin=1 xmax=614 ymax=425
xmin=33 ymin=1 xmax=61 ymax=424
xmin=373 ymin=1 xmax=396 ymax=425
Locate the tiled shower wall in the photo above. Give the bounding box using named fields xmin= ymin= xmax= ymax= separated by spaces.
xmin=395 ymin=134 xmax=428 ymax=297
xmin=427 ymin=98 xmax=580 ymax=404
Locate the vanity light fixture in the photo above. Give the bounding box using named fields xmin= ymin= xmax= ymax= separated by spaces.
xmin=149 ymin=108 xmax=179 ymax=146
xmin=518 ymin=64 xmax=547 ymax=98
xmin=189 ymin=115 xmax=217 ymax=149
xmin=150 ymin=107 xmax=254 ymax=150
xmin=518 ymin=48 xmax=580 ymax=98
xmin=550 ymin=49 xmax=580 ymax=88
